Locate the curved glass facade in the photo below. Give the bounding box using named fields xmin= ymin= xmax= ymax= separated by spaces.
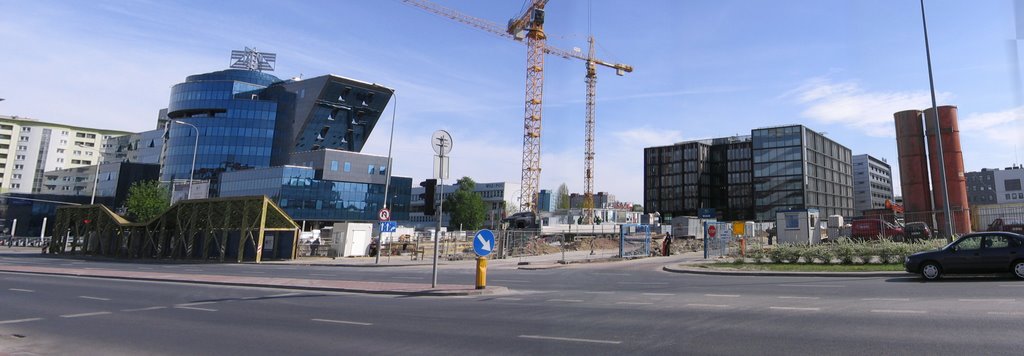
xmin=161 ymin=69 xmax=283 ymax=195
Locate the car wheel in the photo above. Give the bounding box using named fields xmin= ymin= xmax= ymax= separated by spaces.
xmin=921 ymin=262 xmax=942 ymax=280
xmin=1013 ymin=261 xmax=1024 ymax=280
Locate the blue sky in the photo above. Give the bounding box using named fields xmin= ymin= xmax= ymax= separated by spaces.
xmin=1 ymin=0 xmax=1022 ymax=204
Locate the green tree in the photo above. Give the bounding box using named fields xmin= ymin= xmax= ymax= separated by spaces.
xmin=632 ymin=204 xmax=643 ymax=212
xmin=446 ymin=177 xmax=486 ymax=230
xmin=556 ymin=183 xmax=570 ymax=210
xmin=125 ymin=180 xmax=170 ymax=222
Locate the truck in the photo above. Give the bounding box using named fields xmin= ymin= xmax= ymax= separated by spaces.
xmin=850 ymin=219 xmax=904 ymax=240
xmin=986 ymin=218 xmax=1024 ymax=234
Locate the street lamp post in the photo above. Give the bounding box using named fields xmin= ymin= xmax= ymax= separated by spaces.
xmin=171 ymin=120 xmax=200 ymax=199
xmin=919 ymin=0 xmax=954 ymax=241
xmin=75 ymin=144 xmax=103 ymax=205
xmin=376 ymin=88 xmax=397 ymax=265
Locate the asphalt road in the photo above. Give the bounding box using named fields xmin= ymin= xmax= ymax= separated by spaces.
xmin=2 ymin=253 xmax=1024 ymax=355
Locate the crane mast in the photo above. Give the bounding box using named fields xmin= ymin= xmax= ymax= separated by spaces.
xmin=402 ymin=0 xmax=632 ymax=216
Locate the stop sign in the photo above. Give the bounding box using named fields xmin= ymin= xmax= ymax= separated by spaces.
xmin=708 ymin=225 xmax=717 ymax=238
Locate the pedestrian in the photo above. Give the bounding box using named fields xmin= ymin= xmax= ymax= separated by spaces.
xmin=663 ymin=232 xmax=672 ymax=256
xmin=310 ymin=238 xmax=320 ymax=256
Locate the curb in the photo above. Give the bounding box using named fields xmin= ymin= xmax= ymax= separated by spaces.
xmin=662 ymin=264 xmax=910 ymax=277
xmin=264 ymin=262 xmax=438 ymax=268
xmin=0 ymin=268 xmax=508 ymax=297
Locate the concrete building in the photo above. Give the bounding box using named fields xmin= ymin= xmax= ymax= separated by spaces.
xmin=966 ymin=168 xmax=998 ymax=205
xmin=644 ymin=125 xmax=853 ymax=222
xmin=410 ymin=181 xmax=520 ymax=230
xmin=569 ymin=192 xmax=614 ymax=209
xmin=537 ymin=189 xmax=555 ymax=212
xmin=853 ymin=154 xmax=894 ymax=215
xmin=992 ymin=167 xmax=1024 ymax=205
xmin=0 ymin=115 xmax=130 ymax=194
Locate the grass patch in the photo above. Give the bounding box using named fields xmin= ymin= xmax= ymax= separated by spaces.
xmin=695 ymin=262 xmax=906 ymax=272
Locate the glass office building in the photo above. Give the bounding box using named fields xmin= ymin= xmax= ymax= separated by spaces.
xmin=645 ymin=125 xmax=853 ymax=222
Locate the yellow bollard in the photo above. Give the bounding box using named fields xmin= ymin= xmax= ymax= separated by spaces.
xmin=475 ymin=257 xmax=487 ymax=289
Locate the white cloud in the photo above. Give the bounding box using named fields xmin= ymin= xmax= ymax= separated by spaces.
xmin=960 ymin=106 xmax=1024 ymax=149
xmin=787 ymin=78 xmax=952 ymax=137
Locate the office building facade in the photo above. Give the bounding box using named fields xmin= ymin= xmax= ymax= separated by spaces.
xmin=966 ymin=169 xmax=997 ymax=205
xmin=410 ymin=181 xmax=520 ymax=230
xmin=852 ymin=154 xmax=894 ymax=215
xmin=644 ymin=125 xmax=853 ymax=222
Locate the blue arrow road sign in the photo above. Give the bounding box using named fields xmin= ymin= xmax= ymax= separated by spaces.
xmin=473 ymin=229 xmax=495 ymax=257
xmin=379 ymin=221 xmax=397 ymax=233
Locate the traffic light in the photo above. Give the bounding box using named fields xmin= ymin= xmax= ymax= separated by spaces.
xmin=420 ymin=179 xmax=437 ymax=216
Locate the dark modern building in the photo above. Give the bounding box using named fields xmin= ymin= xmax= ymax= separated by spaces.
xmin=160 ymin=69 xmax=393 ymax=197
xmin=569 ymin=192 xmax=613 ymax=209
xmin=644 ymin=125 xmax=853 ymax=222
xmin=965 ymin=169 xmax=997 ymax=205
xmin=852 ymin=154 xmax=894 ymax=215
xmin=537 ymin=189 xmax=555 ymax=212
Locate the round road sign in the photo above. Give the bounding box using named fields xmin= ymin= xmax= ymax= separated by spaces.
xmin=708 ymin=225 xmax=717 ymax=238
xmin=378 ymin=208 xmax=391 ymax=221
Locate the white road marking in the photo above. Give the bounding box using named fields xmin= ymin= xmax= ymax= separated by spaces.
xmin=78 ymin=296 xmax=111 ymax=301
xmin=987 ymin=311 xmax=1024 ymax=316
xmin=312 ymin=318 xmax=373 ymax=326
xmin=175 ymin=306 xmax=217 ymax=312
xmin=9 ymin=288 xmax=34 ymax=292
xmin=493 ymin=297 xmax=523 ymax=301
xmin=616 ymin=302 xmax=653 ymax=305
xmin=547 ymin=299 xmax=584 ymax=303
xmin=584 ymin=291 xmax=615 ymax=294
xmin=518 ymin=335 xmax=621 ymax=345
xmin=643 ymin=293 xmax=675 ymax=296
xmin=777 ymin=284 xmax=845 ymax=288
xmin=617 ymin=282 xmax=668 ymax=285
xmin=686 ymin=303 xmax=730 ymax=308
xmin=770 ymin=306 xmax=820 ymax=311
xmin=705 ymin=294 xmax=740 ymax=298
xmin=778 ymin=296 xmax=819 ymax=300
xmin=121 ymin=306 xmax=167 ymax=312
xmin=0 ymin=318 xmax=43 ymax=325
xmin=176 ymin=302 xmax=217 ymax=307
xmin=870 ymin=309 xmax=926 ymax=314
xmin=61 ymin=311 xmax=111 ymax=318
xmin=861 ymin=298 xmax=910 ymax=301
xmin=958 ymin=298 xmax=1015 ymax=302
xmin=137 ymin=267 xmax=154 ymax=270
xmin=491 ymin=279 xmax=530 ymax=283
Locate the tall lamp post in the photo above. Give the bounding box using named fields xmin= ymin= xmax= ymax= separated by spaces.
xmin=919 ymin=0 xmax=954 ymax=240
xmin=171 ymin=120 xmax=200 ymax=199
xmin=376 ymin=86 xmax=397 ymax=265
xmin=74 ymin=144 xmax=104 ymax=205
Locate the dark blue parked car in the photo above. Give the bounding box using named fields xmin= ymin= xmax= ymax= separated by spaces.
xmin=905 ymin=232 xmax=1024 ymax=280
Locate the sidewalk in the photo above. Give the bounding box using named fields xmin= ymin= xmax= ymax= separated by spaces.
xmin=0 ymin=264 xmax=506 ymax=296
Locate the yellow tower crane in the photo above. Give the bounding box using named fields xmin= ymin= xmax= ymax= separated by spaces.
xmin=402 ymin=0 xmax=632 ymax=216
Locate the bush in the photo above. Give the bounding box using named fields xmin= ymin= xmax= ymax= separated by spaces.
xmin=747 ymin=247 xmax=766 ymax=264
xmin=834 ymin=241 xmax=856 ymax=265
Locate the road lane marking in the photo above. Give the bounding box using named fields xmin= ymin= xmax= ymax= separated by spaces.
xmin=987 ymin=311 xmax=1024 ymax=316
xmin=778 ymin=296 xmax=819 ymax=300
xmin=61 ymin=312 xmax=111 ymax=318
xmin=518 ymin=335 xmax=621 ymax=345
xmin=958 ymin=298 xmax=1015 ymax=302
xmin=312 ymin=318 xmax=372 ymax=326
xmin=686 ymin=303 xmax=730 ymax=308
xmin=547 ymin=299 xmax=584 ymax=303
xmin=616 ymin=282 xmax=668 ymax=285
xmin=122 ymin=306 xmax=167 ymax=312
xmin=593 ymin=273 xmax=631 ymax=276
xmin=493 ymin=297 xmax=523 ymax=301
xmin=176 ymin=302 xmax=217 ymax=307
xmin=78 ymin=296 xmax=111 ymax=301
xmin=871 ymin=309 xmax=926 ymax=314
xmin=770 ymin=306 xmax=820 ymax=311
xmin=616 ymin=302 xmax=653 ymax=305
xmin=861 ymin=298 xmax=910 ymax=301
xmin=643 ymin=293 xmax=675 ymax=296
xmin=0 ymin=318 xmax=43 ymax=325
xmin=777 ymin=284 xmax=845 ymax=288
xmin=705 ymin=294 xmax=740 ymax=298
xmin=175 ymin=306 xmax=217 ymax=312
xmin=491 ymin=279 xmax=529 ymax=283
xmin=9 ymin=288 xmax=34 ymax=292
